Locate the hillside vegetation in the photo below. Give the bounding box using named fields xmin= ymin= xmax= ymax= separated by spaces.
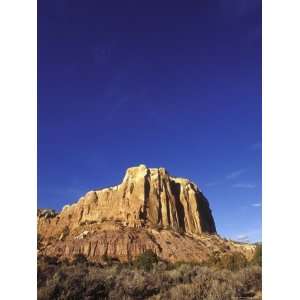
xmin=38 ymin=244 xmax=262 ymax=300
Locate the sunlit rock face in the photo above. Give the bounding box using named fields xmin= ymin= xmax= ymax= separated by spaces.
xmin=38 ymin=164 xmax=216 ymax=238
xmin=37 ymin=165 xmax=256 ymax=264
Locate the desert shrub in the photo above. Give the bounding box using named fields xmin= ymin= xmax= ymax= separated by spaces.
xmin=38 ymin=260 xmax=111 ymax=300
xmin=251 ymin=243 xmax=262 ymax=266
xmin=38 ymin=280 xmax=61 ymax=300
xmin=102 ymin=254 xmax=120 ymax=266
xmin=37 ymin=257 xmax=59 ymax=289
xmin=38 ymin=267 xmax=69 ymax=300
xmin=37 ymin=234 xmax=42 ymax=249
xmin=152 ymin=261 xmax=169 ymax=272
xmin=219 ymin=252 xmax=248 ymax=271
xmin=42 ymin=255 xmax=59 ymax=265
xmin=235 ymin=265 xmax=262 ymax=296
xmin=111 ymin=269 xmax=160 ymax=300
xmin=154 ymin=267 xmax=240 ymax=300
xmin=102 ymin=253 xmax=112 ymax=265
xmin=169 ymin=260 xmax=187 ymax=270
xmin=162 ymin=283 xmax=201 ymax=300
xmin=205 ymin=252 xmax=248 ymax=271
xmin=170 ymin=263 xmax=197 ymax=284
xmin=135 ymin=250 xmax=159 ymax=271
xmin=83 ymin=280 xmax=110 ymax=299
xmin=204 ymin=279 xmax=239 ymax=300
xmin=205 ymin=253 xmax=221 ymax=268
xmin=73 ymin=253 xmax=88 ymax=264
xmin=37 ymin=253 xmax=261 ymax=300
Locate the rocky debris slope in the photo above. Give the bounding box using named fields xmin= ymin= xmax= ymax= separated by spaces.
xmin=38 ymin=165 xmax=254 ymax=263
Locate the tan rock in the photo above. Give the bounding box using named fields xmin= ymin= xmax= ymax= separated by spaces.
xmin=38 ymin=165 xmax=254 ymax=263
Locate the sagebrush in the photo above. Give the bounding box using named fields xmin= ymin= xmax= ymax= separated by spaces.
xmin=38 ymin=246 xmax=262 ymax=300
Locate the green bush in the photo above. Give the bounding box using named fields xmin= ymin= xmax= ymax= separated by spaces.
xmin=135 ymin=249 xmax=159 ymax=271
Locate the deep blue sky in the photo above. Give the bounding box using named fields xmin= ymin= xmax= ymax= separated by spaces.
xmin=38 ymin=0 xmax=261 ymax=242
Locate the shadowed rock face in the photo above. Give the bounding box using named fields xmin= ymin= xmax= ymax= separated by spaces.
xmin=38 ymin=165 xmax=216 ymax=238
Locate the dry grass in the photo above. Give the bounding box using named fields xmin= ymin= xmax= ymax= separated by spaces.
xmin=37 ymin=252 xmax=262 ymax=300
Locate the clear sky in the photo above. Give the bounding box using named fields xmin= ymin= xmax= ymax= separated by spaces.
xmin=38 ymin=0 xmax=261 ymax=242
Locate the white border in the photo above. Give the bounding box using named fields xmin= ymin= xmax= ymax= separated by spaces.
xmin=1 ymin=0 xmax=300 ymax=299
xmin=0 ymin=0 xmax=37 ymax=298
xmin=263 ymin=0 xmax=300 ymax=299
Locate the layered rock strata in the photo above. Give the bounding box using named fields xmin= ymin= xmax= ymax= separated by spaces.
xmin=38 ymin=165 xmax=254 ymax=263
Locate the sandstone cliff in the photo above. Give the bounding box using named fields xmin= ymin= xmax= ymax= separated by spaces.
xmin=38 ymin=165 xmax=254 ymax=263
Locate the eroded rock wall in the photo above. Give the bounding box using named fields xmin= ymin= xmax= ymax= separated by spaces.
xmin=38 ymin=165 xmax=216 ymax=239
